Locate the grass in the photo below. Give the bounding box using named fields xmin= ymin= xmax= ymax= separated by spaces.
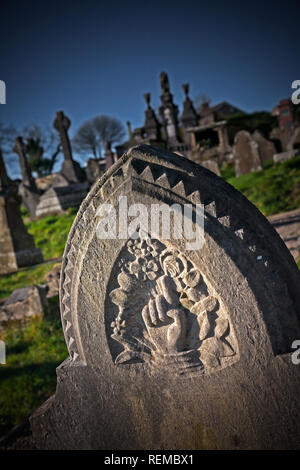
xmin=0 ymin=207 xmax=77 ymax=301
xmin=0 ymin=262 xmax=58 ymax=301
xmin=220 ymin=156 xmax=300 ymax=216
xmin=24 ymin=207 xmax=77 ymax=260
xmin=0 ymin=314 xmax=67 ymax=438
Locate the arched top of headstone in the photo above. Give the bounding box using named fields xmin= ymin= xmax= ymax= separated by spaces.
xmin=60 ymin=145 xmax=300 ymax=377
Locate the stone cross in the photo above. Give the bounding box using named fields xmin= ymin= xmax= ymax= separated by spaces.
xmin=30 ymin=145 xmax=300 ymax=450
xmin=13 ymin=136 xmax=40 ymax=218
xmin=13 ymin=136 xmax=37 ymax=190
xmin=0 ymin=151 xmax=43 ymax=273
xmin=53 ymin=111 xmax=85 ymax=184
xmin=53 ymin=111 xmax=72 ymax=161
xmin=0 ymin=148 xmax=11 ymax=190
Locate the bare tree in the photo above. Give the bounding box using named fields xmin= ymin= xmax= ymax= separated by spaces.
xmin=73 ymin=115 xmax=125 ymax=158
xmin=194 ymin=94 xmax=211 ymax=111
xmin=23 ymin=124 xmax=61 ymax=176
xmin=73 ymin=119 xmax=100 ymax=158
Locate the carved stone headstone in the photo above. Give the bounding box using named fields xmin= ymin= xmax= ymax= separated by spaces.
xmin=252 ymin=130 xmax=276 ymax=163
xmin=13 ymin=137 xmax=40 ymax=217
xmin=233 ymin=130 xmax=262 ymax=176
xmin=0 ymin=149 xmax=43 ymax=273
xmin=53 ymin=111 xmax=86 ymax=184
xmin=30 ymin=145 xmax=300 ymax=450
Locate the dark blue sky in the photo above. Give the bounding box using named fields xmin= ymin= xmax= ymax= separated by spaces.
xmin=0 ymin=0 xmax=300 ymax=175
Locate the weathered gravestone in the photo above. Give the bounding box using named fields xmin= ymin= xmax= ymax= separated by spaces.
xmin=0 ymin=149 xmax=43 ymax=273
xmin=252 ymin=130 xmax=276 ymax=163
xmin=200 ymin=159 xmax=220 ymax=176
xmin=105 ymin=141 xmax=115 ymax=170
xmin=13 ymin=136 xmax=40 ymax=218
xmin=86 ymin=158 xmax=105 ymax=184
xmin=233 ymin=130 xmax=262 ymax=176
xmin=35 ymin=184 xmax=89 ymax=218
xmin=30 ymin=145 xmax=300 ymax=449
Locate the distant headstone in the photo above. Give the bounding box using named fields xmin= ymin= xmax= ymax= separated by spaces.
xmin=200 ymin=159 xmax=220 ymax=175
xmin=35 ymin=183 xmax=88 ymax=218
xmin=86 ymin=158 xmax=104 ymax=184
xmin=233 ymin=130 xmax=262 ymax=176
xmin=0 ymin=286 xmax=47 ymax=329
xmin=0 ymin=149 xmax=43 ymax=273
xmin=104 ymin=141 xmax=115 ymax=170
xmin=287 ymin=127 xmax=300 ymax=151
xmin=13 ymin=136 xmax=40 ymax=217
xmin=53 ymin=111 xmax=86 ymax=184
xmin=273 ymin=149 xmax=297 ymax=164
xmin=252 ymin=130 xmax=276 ymax=163
xmin=30 ymin=145 xmax=300 ymax=450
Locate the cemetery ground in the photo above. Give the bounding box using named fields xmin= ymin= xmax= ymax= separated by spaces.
xmin=0 ymin=156 xmax=300 ymax=440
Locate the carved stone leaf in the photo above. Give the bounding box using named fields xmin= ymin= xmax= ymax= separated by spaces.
xmin=190 ymin=296 xmax=217 ymax=315
xmin=183 ymin=269 xmax=202 ymax=288
xmin=200 ymin=296 xmax=218 ymax=312
xmin=117 ymin=271 xmax=135 ymax=292
xmin=215 ymin=317 xmax=229 ymax=338
xmin=115 ymin=350 xmax=140 ymax=364
xmin=186 ymin=287 xmax=205 ymax=302
xmin=200 ymin=337 xmax=234 ymax=367
xmin=198 ymin=311 xmax=212 ymax=341
xmin=109 ymin=288 xmax=128 ymax=307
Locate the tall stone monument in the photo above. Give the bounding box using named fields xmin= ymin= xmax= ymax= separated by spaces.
xmin=30 ymin=145 xmax=300 ymax=449
xmin=143 ymin=93 xmax=161 ymax=141
xmin=180 ymin=83 xmax=198 ymax=129
xmin=13 ymin=136 xmax=40 ymax=217
xmin=53 ymin=111 xmax=86 ymax=184
xmin=0 ymin=149 xmax=43 ymax=273
xmin=159 ymin=72 xmax=181 ymax=146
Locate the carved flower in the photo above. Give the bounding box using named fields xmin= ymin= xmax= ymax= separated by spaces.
xmin=145 ymin=238 xmax=163 ymax=258
xmin=111 ymin=317 xmax=126 ymax=336
xmin=134 ymin=259 xmax=160 ymax=281
xmin=128 ymin=261 xmax=142 ymax=277
xmin=127 ymin=239 xmax=142 ymax=257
